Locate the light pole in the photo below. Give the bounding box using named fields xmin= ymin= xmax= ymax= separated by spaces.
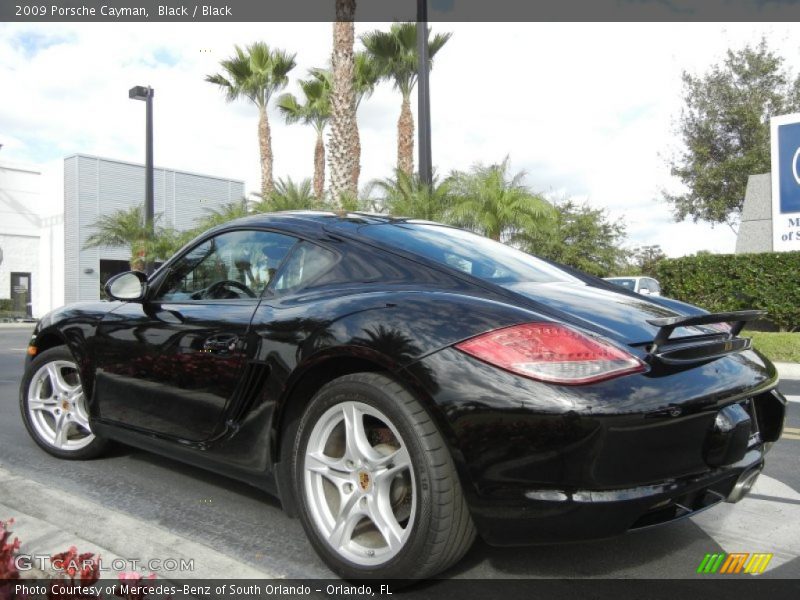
xmin=128 ymin=85 xmax=155 ymax=274
xmin=417 ymin=0 xmax=432 ymax=187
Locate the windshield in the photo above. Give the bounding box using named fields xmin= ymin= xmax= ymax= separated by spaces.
xmin=359 ymin=223 xmax=581 ymax=285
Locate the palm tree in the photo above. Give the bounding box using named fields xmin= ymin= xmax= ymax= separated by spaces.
xmin=312 ymin=51 xmax=380 ymax=190
xmin=277 ymin=71 xmax=332 ymax=200
xmin=194 ymin=199 xmax=250 ymax=231
xmin=154 ymin=227 xmax=198 ymax=260
xmin=206 ymin=42 xmax=296 ymax=198
xmin=373 ymin=170 xmax=452 ymax=221
xmin=328 ymin=1 xmax=358 ymax=205
xmin=253 ymin=177 xmax=318 ymax=212
xmin=83 ymin=206 xmax=171 ymax=271
xmin=447 ymin=157 xmax=555 ymax=242
xmin=352 ymin=51 xmax=381 ymax=188
xmin=362 ymin=23 xmax=451 ymax=175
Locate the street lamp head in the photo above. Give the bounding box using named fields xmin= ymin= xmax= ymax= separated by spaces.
xmin=128 ymin=86 xmax=154 ymax=101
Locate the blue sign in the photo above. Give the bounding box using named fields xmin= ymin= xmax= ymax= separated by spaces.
xmin=777 ymin=122 xmax=800 ymax=214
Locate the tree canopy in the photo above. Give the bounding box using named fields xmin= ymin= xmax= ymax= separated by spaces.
xmin=664 ymin=39 xmax=800 ymax=232
xmin=446 ymin=158 xmax=554 ymax=242
xmin=83 ymin=206 xmax=177 ymax=271
xmin=374 ymin=170 xmax=453 ymax=222
xmin=521 ymin=200 xmax=629 ymax=277
xmin=626 ymin=244 xmax=667 ymax=277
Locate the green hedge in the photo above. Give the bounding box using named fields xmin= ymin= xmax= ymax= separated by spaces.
xmin=655 ymin=251 xmax=800 ymax=331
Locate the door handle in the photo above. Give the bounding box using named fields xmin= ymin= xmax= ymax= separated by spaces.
xmin=202 ymin=335 xmax=240 ymax=354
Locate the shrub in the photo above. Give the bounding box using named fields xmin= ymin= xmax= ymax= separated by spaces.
xmin=655 ymin=251 xmax=800 ymax=331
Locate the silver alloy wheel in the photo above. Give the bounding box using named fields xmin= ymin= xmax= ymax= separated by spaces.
xmin=27 ymin=360 xmax=95 ymax=451
xmin=303 ymin=401 xmax=416 ymax=566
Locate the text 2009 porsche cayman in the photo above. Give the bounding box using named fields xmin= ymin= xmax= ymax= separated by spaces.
xmin=20 ymin=212 xmax=786 ymax=580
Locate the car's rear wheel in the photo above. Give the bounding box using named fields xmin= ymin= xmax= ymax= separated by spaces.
xmin=20 ymin=346 xmax=107 ymax=459
xmin=291 ymin=372 xmax=476 ymax=580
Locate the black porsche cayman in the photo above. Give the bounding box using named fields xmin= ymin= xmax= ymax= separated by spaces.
xmin=21 ymin=211 xmax=786 ymax=579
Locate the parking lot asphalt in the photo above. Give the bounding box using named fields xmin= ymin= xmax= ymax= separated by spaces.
xmin=1 ymin=326 xmax=799 ymax=580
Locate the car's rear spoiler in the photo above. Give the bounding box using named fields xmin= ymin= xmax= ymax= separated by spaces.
xmin=646 ymin=310 xmax=766 ymax=361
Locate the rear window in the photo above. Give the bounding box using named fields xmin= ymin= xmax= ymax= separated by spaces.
xmin=608 ymin=278 xmax=636 ymax=291
xmin=359 ymin=223 xmax=580 ymax=285
xmin=273 ymin=241 xmax=337 ymax=293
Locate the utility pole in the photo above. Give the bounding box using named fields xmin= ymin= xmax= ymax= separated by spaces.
xmin=128 ymin=85 xmax=155 ymax=274
xmin=417 ymin=0 xmax=432 ymax=187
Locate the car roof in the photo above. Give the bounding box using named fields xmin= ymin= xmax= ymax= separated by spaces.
xmin=215 ymin=210 xmax=443 ymax=241
xmin=226 ymin=210 xmax=399 ymax=227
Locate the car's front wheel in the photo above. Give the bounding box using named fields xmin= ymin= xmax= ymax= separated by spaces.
xmin=291 ymin=372 xmax=476 ymax=580
xmin=20 ymin=346 xmax=107 ymax=459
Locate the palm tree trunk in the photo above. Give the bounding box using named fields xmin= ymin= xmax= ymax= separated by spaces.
xmin=328 ymin=6 xmax=358 ymax=206
xmin=131 ymin=240 xmax=146 ymax=272
xmin=351 ymin=122 xmax=361 ymax=189
xmin=314 ymin=129 xmax=325 ymax=201
xmin=258 ymin=105 xmax=274 ymax=197
xmin=398 ymin=93 xmax=414 ymax=176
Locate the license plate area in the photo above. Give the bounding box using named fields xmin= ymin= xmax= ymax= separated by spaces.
xmin=740 ymin=398 xmax=761 ymax=448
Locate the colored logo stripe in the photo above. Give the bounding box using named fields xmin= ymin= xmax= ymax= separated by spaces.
xmin=697 ymin=553 xmax=725 ymax=573
xmin=720 ymin=553 xmax=748 ymax=573
xmin=744 ymin=553 xmax=773 ymax=574
xmin=697 ymin=553 xmax=773 ymax=574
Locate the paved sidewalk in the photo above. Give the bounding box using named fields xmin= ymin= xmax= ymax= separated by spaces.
xmin=776 ymin=362 xmax=800 ymax=380
xmin=0 ymin=464 xmax=279 ymax=580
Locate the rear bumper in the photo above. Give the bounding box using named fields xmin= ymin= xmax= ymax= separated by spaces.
xmin=470 ymin=447 xmax=765 ymax=546
xmin=402 ymin=346 xmax=786 ymax=545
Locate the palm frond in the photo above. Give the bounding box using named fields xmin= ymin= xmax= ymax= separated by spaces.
xmin=83 ymin=205 xmax=177 ymax=266
xmin=361 ymin=23 xmax=451 ymax=98
xmin=252 ymin=177 xmax=318 ymax=212
xmin=276 ymin=93 xmax=305 ymax=124
xmin=207 ymin=42 xmax=296 ymax=109
xmin=445 ymin=158 xmax=555 ymax=240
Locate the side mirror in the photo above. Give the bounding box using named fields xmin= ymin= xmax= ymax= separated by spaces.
xmin=105 ymin=271 xmax=148 ymax=302
xmin=639 ymin=288 xmax=651 ymax=296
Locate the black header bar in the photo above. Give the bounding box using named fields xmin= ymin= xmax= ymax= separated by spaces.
xmin=4 ymin=0 xmax=800 ymax=23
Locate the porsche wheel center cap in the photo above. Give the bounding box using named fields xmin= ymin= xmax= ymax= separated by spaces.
xmin=357 ymin=471 xmax=371 ymax=492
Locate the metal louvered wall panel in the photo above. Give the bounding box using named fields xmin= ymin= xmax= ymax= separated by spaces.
xmin=63 ymin=156 xmax=80 ymax=304
xmin=63 ymin=154 xmax=244 ymax=302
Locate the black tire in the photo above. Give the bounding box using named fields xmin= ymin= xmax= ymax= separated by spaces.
xmin=291 ymin=372 xmax=476 ymax=580
xmin=20 ymin=346 xmax=108 ymax=460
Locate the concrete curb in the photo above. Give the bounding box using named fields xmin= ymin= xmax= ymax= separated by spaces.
xmin=775 ymin=362 xmax=800 ymax=380
xmin=0 ymin=465 xmax=281 ymax=580
xmin=0 ymin=322 xmax=36 ymax=329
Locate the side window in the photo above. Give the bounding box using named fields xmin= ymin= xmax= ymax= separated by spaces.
xmin=154 ymin=230 xmax=296 ymax=301
xmin=272 ymin=241 xmax=336 ymax=293
xmin=648 ymin=278 xmax=661 ymax=294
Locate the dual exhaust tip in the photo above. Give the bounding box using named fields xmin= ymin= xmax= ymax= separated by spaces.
xmin=726 ymin=466 xmax=762 ymax=503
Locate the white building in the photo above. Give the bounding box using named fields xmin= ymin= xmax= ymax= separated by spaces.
xmin=0 ymin=158 xmax=62 ymax=319
xmin=0 ymin=153 xmax=244 ymax=319
xmin=63 ymin=154 xmax=245 ymax=304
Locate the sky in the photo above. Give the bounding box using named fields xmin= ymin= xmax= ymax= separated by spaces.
xmin=1 ymin=21 xmax=799 ymax=257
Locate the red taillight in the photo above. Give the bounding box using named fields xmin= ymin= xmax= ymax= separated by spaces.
xmin=455 ymin=322 xmax=646 ymax=385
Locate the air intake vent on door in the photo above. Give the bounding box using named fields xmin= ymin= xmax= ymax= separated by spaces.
xmin=227 ymin=362 xmax=270 ymax=426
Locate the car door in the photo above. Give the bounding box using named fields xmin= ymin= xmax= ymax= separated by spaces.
xmin=92 ymin=229 xmax=297 ymax=441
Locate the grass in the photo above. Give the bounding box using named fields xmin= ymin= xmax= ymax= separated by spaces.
xmin=747 ymin=331 xmax=800 ymax=363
